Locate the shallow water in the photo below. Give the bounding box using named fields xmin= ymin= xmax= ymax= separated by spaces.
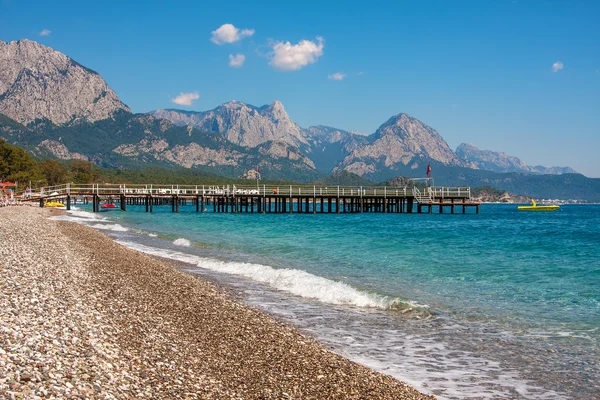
xmin=54 ymin=204 xmax=600 ymax=399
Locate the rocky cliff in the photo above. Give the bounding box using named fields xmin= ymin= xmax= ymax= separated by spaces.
xmin=333 ymin=114 xmax=467 ymax=179
xmin=0 ymin=39 xmax=130 ymax=125
xmin=151 ymin=100 xmax=309 ymax=148
xmin=456 ymin=143 xmax=577 ymax=175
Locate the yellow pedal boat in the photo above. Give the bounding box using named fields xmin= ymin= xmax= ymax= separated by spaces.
xmin=45 ymin=201 xmax=65 ymax=207
xmin=518 ymin=199 xmax=559 ymax=211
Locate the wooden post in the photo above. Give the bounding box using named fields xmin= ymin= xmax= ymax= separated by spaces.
xmin=120 ymin=194 xmax=126 ymax=211
xmin=66 ymin=195 xmax=71 ymax=211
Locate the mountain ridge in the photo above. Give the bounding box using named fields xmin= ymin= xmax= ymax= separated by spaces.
xmin=456 ymin=143 xmax=577 ymax=175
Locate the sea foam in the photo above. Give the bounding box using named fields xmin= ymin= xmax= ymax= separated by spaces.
xmin=173 ymin=238 xmax=191 ymax=247
xmin=90 ymin=223 xmax=129 ymax=232
xmin=116 ymin=240 xmax=416 ymax=310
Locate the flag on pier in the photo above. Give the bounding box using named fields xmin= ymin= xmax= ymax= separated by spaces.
xmin=426 ymin=164 xmax=431 ymax=178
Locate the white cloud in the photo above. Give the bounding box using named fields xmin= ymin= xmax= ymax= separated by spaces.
xmin=40 ymin=29 xmax=52 ymax=37
xmin=269 ymin=36 xmax=324 ymax=71
xmin=229 ymin=54 xmax=246 ymax=68
xmin=328 ymin=72 xmax=346 ymax=81
xmin=552 ymin=61 xmax=564 ymax=72
xmin=171 ymin=92 xmax=199 ymax=106
xmin=211 ymin=24 xmax=255 ymax=45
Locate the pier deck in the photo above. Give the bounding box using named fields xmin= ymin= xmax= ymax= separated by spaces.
xmin=29 ymin=183 xmax=480 ymax=214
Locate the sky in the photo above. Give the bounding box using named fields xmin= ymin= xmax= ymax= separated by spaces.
xmin=1 ymin=0 xmax=599 ymax=177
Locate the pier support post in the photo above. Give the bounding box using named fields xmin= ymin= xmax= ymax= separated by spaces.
xmin=66 ymin=195 xmax=71 ymax=211
xmin=120 ymin=195 xmax=126 ymax=211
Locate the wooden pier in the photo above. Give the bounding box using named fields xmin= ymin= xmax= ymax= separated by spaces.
xmin=31 ymin=183 xmax=481 ymax=214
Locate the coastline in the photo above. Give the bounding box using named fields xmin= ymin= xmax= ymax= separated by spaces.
xmin=0 ymin=206 xmax=433 ymax=399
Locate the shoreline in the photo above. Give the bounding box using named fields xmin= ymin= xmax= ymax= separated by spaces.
xmin=0 ymin=206 xmax=433 ymax=399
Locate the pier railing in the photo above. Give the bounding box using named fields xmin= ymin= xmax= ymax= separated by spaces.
xmin=28 ymin=183 xmax=471 ymax=200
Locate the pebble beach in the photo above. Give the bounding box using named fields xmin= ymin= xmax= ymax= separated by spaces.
xmin=0 ymin=206 xmax=433 ymax=399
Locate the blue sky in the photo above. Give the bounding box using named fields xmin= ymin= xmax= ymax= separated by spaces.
xmin=1 ymin=0 xmax=599 ymax=177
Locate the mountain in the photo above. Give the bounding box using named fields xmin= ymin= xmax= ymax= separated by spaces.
xmin=0 ymin=39 xmax=130 ymax=125
xmin=151 ymin=100 xmax=309 ymax=148
xmin=152 ymin=107 xmax=470 ymax=181
xmin=456 ymin=143 xmax=577 ymax=175
xmin=332 ymin=113 xmax=468 ymax=181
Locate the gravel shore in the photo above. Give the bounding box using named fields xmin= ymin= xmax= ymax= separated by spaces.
xmin=0 ymin=206 xmax=434 ymax=399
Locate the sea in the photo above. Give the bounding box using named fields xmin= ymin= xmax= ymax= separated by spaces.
xmin=53 ymin=203 xmax=600 ymax=399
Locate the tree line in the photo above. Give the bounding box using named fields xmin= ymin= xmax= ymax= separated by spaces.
xmin=1 ymin=139 xmax=103 ymax=188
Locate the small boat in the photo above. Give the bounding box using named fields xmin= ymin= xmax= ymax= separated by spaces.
xmin=45 ymin=201 xmax=65 ymax=207
xmin=101 ymin=203 xmax=118 ymax=210
xmin=518 ymin=199 xmax=560 ymax=211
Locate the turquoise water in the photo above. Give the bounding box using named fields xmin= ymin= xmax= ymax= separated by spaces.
xmin=59 ymin=204 xmax=600 ymax=399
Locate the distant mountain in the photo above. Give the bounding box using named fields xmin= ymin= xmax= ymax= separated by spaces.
xmin=333 ymin=113 xmax=469 ymax=180
xmin=456 ymin=143 xmax=577 ymax=175
xmin=0 ymin=39 xmax=130 ymax=125
xmin=152 ymin=107 xmax=473 ymax=181
xmin=151 ymin=100 xmax=309 ymax=148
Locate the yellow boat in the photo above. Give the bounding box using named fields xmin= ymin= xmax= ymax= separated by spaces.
xmin=45 ymin=201 xmax=65 ymax=207
xmin=518 ymin=199 xmax=559 ymax=211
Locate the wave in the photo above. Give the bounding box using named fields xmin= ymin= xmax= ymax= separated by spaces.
xmin=173 ymin=238 xmax=191 ymax=247
xmin=115 ymin=240 xmax=425 ymax=311
xmin=90 ymin=223 xmax=129 ymax=232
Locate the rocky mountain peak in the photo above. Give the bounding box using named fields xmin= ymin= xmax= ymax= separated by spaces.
xmin=0 ymin=39 xmax=130 ymax=125
xmin=219 ymin=100 xmax=250 ymax=111
xmin=150 ymin=99 xmax=307 ymax=148
xmin=260 ymin=100 xmax=288 ymax=122
xmin=332 ymin=113 xmax=464 ymax=179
